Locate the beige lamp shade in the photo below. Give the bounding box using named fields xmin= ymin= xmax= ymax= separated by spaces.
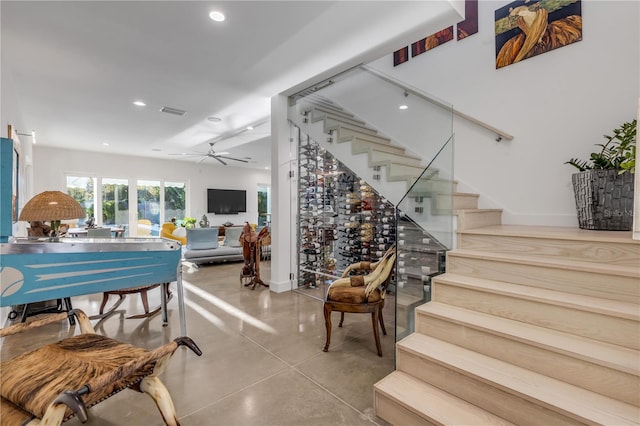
xmin=19 ymin=191 xmax=86 ymax=222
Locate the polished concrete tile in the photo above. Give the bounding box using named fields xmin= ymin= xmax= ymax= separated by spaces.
xmin=181 ymin=369 xmax=376 ymax=426
xmin=0 ymin=261 xmax=395 ymax=425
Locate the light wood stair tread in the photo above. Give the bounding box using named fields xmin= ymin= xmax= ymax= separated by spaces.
xmin=434 ymin=273 xmax=640 ymax=320
xmin=416 ymin=301 xmax=640 ymax=375
xmin=375 ymin=371 xmax=515 ymax=426
xmin=459 ymin=224 xmax=639 ymax=246
xmin=399 ymin=334 xmax=640 ymax=425
xmin=450 ymin=248 xmax=640 ymax=278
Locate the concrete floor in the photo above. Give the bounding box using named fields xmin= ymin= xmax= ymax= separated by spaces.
xmin=0 ymin=261 xmax=395 ymax=425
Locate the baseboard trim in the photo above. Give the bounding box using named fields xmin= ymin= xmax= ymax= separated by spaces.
xmin=269 ymin=279 xmax=292 ymax=293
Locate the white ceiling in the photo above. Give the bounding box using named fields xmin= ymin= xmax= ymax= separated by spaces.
xmin=1 ymin=1 xmax=462 ymax=170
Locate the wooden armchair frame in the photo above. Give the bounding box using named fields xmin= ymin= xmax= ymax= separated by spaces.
xmin=0 ymin=309 xmax=201 ymax=425
xmin=323 ymin=246 xmax=396 ymax=357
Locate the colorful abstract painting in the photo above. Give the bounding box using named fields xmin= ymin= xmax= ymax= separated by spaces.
xmin=393 ymin=0 xmax=478 ymax=66
xmin=495 ymin=0 xmax=582 ymax=69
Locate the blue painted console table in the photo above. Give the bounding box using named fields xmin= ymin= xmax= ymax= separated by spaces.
xmin=0 ymin=238 xmax=187 ymax=334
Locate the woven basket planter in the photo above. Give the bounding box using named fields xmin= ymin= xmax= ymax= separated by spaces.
xmin=571 ymin=170 xmax=634 ymax=231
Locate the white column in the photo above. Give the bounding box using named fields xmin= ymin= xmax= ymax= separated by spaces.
xmin=269 ymin=94 xmax=297 ymax=292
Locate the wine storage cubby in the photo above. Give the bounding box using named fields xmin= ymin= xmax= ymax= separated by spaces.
xmin=297 ymin=137 xmax=395 ymax=298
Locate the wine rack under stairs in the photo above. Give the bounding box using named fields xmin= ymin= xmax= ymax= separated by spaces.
xmin=296 ymin=137 xmax=396 ymax=299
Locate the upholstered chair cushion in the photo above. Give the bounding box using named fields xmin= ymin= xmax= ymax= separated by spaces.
xmin=326 ymin=287 xmax=382 ymax=304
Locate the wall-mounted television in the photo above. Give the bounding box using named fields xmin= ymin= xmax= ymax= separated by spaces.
xmin=207 ymin=189 xmax=247 ymax=214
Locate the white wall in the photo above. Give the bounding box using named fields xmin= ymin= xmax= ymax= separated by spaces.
xmin=369 ymin=0 xmax=640 ymax=226
xmin=33 ymin=146 xmax=271 ymax=227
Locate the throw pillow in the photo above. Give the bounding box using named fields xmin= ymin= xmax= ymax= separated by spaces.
xmin=186 ymin=228 xmax=219 ymax=250
xmin=223 ymin=226 xmax=244 ymax=247
xmin=173 ymin=227 xmax=187 ymax=238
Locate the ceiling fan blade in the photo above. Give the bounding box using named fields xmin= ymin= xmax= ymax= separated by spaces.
xmin=196 ymin=156 xmax=208 ymax=164
xmin=217 ymin=155 xmax=249 ymax=163
xmin=214 ymin=156 xmax=227 ymax=165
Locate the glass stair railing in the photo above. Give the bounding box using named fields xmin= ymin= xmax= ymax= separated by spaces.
xmin=288 ymin=65 xmax=454 ymax=339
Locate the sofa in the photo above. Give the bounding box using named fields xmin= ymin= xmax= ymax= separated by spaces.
xmin=182 ymin=227 xmax=245 ymax=265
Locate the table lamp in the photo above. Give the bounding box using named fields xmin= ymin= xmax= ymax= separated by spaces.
xmin=19 ymin=191 xmax=86 ymax=238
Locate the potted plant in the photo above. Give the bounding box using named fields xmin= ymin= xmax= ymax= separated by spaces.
xmin=181 ymin=217 xmax=197 ymax=229
xmin=566 ymin=119 xmax=636 ymax=230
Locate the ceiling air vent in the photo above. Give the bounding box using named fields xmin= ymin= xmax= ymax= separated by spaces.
xmin=160 ymin=106 xmax=186 ymax=116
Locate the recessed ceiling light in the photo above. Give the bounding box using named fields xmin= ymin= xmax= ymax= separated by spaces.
xmin=399 ymin=105 xmax=408 ymax=110
xmin=246 ymin=126 xmax=254 ymax=130
xmin=133 ymin=100 xmax=146 ymax=107
xmin=209 ymin=11 xmax=225 ymax=22
xmin=102 ymin=142 xmax=110 ymax=146
xmin=208 ymin=116 xmax=222 ymax=122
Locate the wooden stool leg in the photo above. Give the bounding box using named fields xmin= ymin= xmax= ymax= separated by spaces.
xmin=140 ymin=289 xmax=151 ymax=314
xmin=323 ymin=303 xmax=333 ymax=352
xmin=338 ymin=312 xmax=345 ymax=327
xmin=371 ymin=309 xmax=382 ymax=357
xmin=139 ymin=376 xmax=179 ymax=426
xmin=99 ymin=293 xmax=111 ymax=315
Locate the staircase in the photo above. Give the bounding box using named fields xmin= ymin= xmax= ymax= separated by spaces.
xmin=374 ymin=219 xmax=640 ymax=425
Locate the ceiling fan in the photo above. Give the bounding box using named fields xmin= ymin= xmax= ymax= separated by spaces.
xmin=170 ymin=142 xmax=250 ymax=166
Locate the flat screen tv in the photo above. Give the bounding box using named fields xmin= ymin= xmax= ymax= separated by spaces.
xmin=207 ymin=189 xmax=246 ymax=214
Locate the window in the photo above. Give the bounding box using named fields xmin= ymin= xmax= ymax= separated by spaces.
xmin=102 ymin=178 xmax=129 ymax=236
xmin=258 ymin=184 xmax=271 ymax=227
xmin=137 ymin=180 xmax=160 ymax=236
xmin=66 ymin=175 xmax=96 ymax=226
xmin=65 ymin=175 xmax=186 ymax=236
xmin=165 ymin=181 xmax=186 ymax=222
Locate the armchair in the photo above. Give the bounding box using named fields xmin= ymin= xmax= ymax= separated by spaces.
xmin=323 ymin=246 xmax=396 ymax=357
xmin=161 ymin=222 xmax=187 ymax=245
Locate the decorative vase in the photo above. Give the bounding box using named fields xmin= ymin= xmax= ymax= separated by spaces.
xmin=571 ymin=169 xmax=634 ymax=230
xmin=199 ymin=215 xmax=210 ymax=228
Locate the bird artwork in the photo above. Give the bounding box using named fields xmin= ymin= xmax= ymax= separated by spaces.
xmin=495 ymin=0 xmax=582 ymax=69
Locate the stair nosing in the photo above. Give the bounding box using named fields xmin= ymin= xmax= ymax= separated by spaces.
xmin=433 ymin=272 xmax=640 ymax=320
xmin=399 ymin=334 xmax=640 ymax=425
xmin=416 ymin=301 xmax=640 ymax=375
xmin=449 ymin=248 xmax=640 ymax=278
xmin=458 ymin=224 xmax=640 ymax=246
xmin=375 ymin=371 xmax=516 ymax=426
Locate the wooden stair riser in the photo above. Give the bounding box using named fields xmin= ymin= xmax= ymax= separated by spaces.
xmin=368 ymin=149 xmax=423 ymax=168
xmin=311 ymin=110 xmax=367 ymax=128
xmin=459 ymin=234 xmax=640 ymax=268
xmin=432 ymin=283 xmax=639 ymax=349
xmin=374 ymin=372 xmax=516 ymax=426
xmin=335 ymin=126 xmax=391 ymax=145
xmin=324 ymin=120 xmax=381 ymax=139
xmin=456 ymin=209 xmax=503 ymax=231
xmin=415 ymin=308 xmax=640 ymax=406
xmin=349 ymin=137 xmax=407 ymax=156
xmin=434 ymin=193 xmax=479 ymax=210
xmin=305 ymin=104 xmax=360 ymax=121
xmin=397 ymin=349 xmax=585 ymax=425
xmin=446 ymin=253 xmax=640 ymax=303
xmin=407 ymin=178 xmax=455 ymax=195
xmin=374 ymin=391 xmax=436 ymax=426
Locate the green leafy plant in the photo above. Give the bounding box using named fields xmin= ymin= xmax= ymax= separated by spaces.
xmin=181 ymin=217 xmax=197 ymax=228
xmin=566 ymin=119 xmax=636 ymax=174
